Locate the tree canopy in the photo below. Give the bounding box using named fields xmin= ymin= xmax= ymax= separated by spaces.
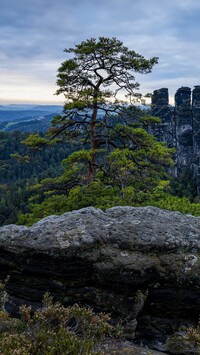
xmin=51 ymin=37 xmax=158 ymax=179
xmin=17 ymin=37 xmax=179 ymax=225
xmin=2 ymin=38 xmax=200 ymax=227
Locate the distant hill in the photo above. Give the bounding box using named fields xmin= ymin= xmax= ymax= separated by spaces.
xmin=0 ymin=113 xmax=59 ymax=133
xmin=0 ymin=104 xmax=35 ymax=111
xmin=0 ymin=104 xmax=63 ymax=132
xmin=0 ymin=103 xmax=148 ymax=133
xmin=0 ymin=104 xmax=63 ymax=111
xmin=31 ymin=105 xmax=63 ymax=112
xmin=0 ymin=110 xmax=56 ymax=122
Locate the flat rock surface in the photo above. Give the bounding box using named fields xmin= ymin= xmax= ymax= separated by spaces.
xmin=1 ymin=206 xmax=200 ymax=348
xmin=1 ymin=206 xmax=200 ymax=252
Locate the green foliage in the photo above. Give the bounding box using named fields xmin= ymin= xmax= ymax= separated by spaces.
xmin=18 ymin=179 xmax=200 ymax=226
xmin=9 ymin=153 xmax=30 ymax=163
xmin=21 ymin=133 xmax=48 ymax=150
xmin=17 ymin=183 xmax=120 ymax=225
xmin=0 ymin=131 xmax=77 ymax=226
xmin=52 ymin=37 xmax=159 ymax=181
xmin=14 ymin=37 xmax=170 ymax=224
xmin=166 ymin=318 xmax=200 ymax=354
xmin=184 ymin=320 xmax=200 ymax=349
xmin=3 ymin=37 xmax=198 ymax=225
xmin=15 ymin=181 xmax=161 ymax=226
xmin=56 ymin=37 xmax=158 ymax=102
xmin=0 ymin=276 xmax=10 ymax=309
xmin=142 ymin=185 xmax=200 ymax=216
xmin=104 ymin=130 xmax=173 ymax=190
xmin=0 ymin=293 xmax=121 ymax=355
xmin=18 ymin=109 xmax=175 ymax=225
xmin=169 ymin=170 xmax=198 ymax=201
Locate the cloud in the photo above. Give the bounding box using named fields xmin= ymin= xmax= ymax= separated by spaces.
xmin=1 ymin=0 xmax=200 ymax=103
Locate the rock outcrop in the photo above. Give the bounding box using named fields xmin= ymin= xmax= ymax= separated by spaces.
xmin=151 ymin=88 xmax=174 ymax=147
xmin=151 ymin=86 xmax=200 ymax=194
xmin=1 ymin=206 xmax=200 ymax=350
xmin=174 ymin=87 xmax=193 ymax=175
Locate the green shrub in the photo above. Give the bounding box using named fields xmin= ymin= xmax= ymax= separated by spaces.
xmin=166 ymin=318 xmax=200 ymax=354
xmin=0 ymin=293 xmax=121 ymax=355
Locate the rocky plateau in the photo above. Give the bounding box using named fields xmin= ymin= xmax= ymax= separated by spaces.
xmin=1 ymin=206 xmax=200 ymax=353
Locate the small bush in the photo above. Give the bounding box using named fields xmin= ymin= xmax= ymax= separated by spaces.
xmin=167 ymin=319 xmax=200 ymax=354
xmin=0 ymin=292 xmax=122 ymax=354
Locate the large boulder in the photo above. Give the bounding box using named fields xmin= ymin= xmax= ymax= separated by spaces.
xmin=1 ymin=206 xmax=200 ymax=348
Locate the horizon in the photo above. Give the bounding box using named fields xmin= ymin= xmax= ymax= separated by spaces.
xmin=2 ymin=1 xmax=200 ymax=106
xmin=0 ymin=101 xmax=64 ymax=106
xmin=0 ymin=93 xmax=191 ymax=107
xmin=0 ymin=97 xmax=63 ymax=107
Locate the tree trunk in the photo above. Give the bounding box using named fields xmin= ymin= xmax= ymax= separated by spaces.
xmin=88 ymin=91 xmax=98 ymax=182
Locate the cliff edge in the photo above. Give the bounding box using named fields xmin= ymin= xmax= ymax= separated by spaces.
xmin=1 ymin=206 xmax=200 ymax=351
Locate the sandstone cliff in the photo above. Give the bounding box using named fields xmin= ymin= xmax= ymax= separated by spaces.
xmin=1 ymin=206 xmax=200 ymax=351
xmin=151 ymin=86 xmax=200 ymax=196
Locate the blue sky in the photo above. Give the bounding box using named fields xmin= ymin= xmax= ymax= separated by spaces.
xmin=1 ymin=0 xmax=200 ymax=104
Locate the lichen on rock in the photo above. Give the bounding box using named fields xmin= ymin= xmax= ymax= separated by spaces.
xmin=1 ymin=206 xmax=200 ymax=348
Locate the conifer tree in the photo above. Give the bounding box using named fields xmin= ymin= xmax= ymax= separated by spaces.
xmin=51 ymin=37 xmax=158 ymax=180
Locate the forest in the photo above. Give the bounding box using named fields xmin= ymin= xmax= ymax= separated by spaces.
xmin=1 ymin=37 xmax=200 ymax=227
xmin=0 ymin=130 xmax=78 ymax=225
xmin=0 ymin=106 xmax=200 ymax=227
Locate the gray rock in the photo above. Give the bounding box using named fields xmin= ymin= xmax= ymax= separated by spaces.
xmin=1 ymin=206 xmax=200 ymax=344
xmin=151 ymin=86 xmax=200 ymax=193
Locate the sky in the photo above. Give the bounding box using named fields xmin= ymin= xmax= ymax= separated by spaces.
xmin=1 ymin=0 xmax=200 ymax=105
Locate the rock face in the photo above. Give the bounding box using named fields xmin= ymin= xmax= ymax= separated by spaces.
xmin=151 ymin=88 xmax=174 ymax=147
xmin=151 ymin=86 xmax=200 ymax=193
xmin=174 ymin=87 xmax=193 ymax=175
xmin=1 ymin=206 xmax=200 ymax=347
xmin=192 ymin=86 xmax=200 ymax=196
